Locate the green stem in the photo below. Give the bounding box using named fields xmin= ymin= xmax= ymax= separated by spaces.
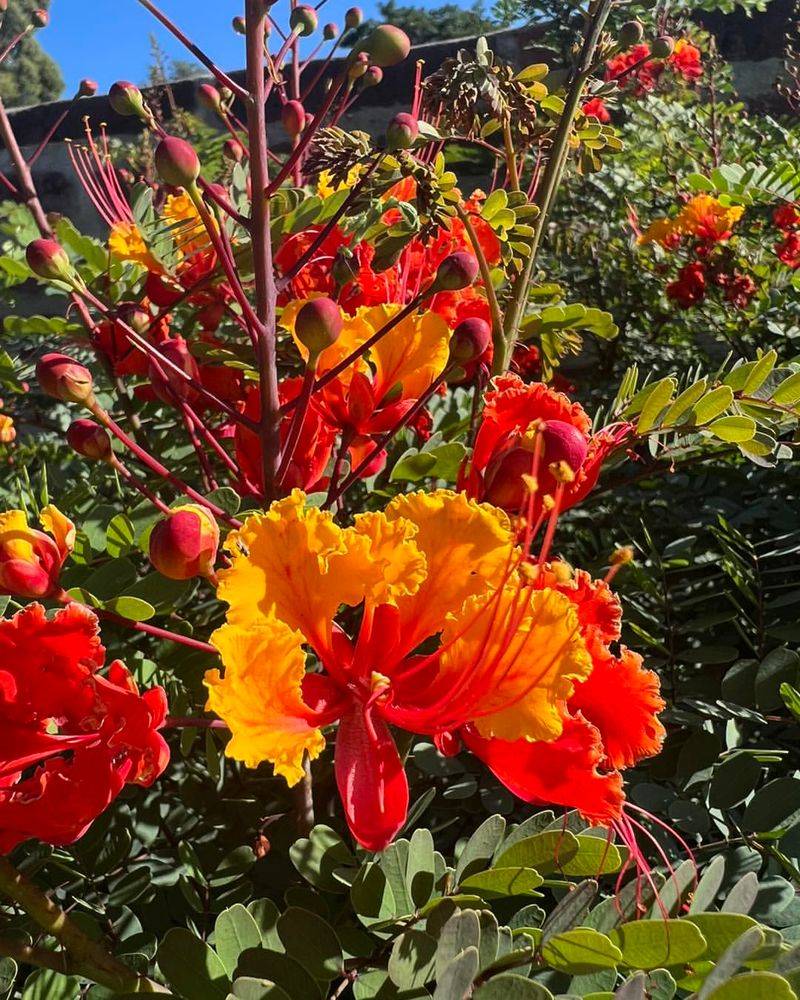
xmin=0 ymin=857 xmax=168 ymax=993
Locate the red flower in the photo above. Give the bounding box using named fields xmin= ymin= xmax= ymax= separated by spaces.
xmin=461 ymin=375 xmax=630 ymax=521
xmin=582 ymin=97 xmax=611 ymax=122
xmin=669 ymin=39 xmax=703 ymax=81
xmin=776 ymin=232 xmax=800 ymax=269
xmin=722 ymin=272 xmax=757 ymax=309
xmin=0 ymin=603 xmax=169 ymax=853
xmin=606 ymin=44 xmax=664 ymax=96
xmin=666 ymin=261 xmax=707 ymax=308
xmin=94 ymin=310 xmax=170 ymax=378
xmin=773 ymin=203 xmax=800 ymax=231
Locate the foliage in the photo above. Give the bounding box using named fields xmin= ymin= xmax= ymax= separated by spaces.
xmin=0 ymin=0 xmax=62 ymax=107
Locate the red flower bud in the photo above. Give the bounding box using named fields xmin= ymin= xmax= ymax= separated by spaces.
xmin=345 ymin=6 xmax=363 ymax=29
xmin=232 ymin=15 xmax=246 ymax=34
xmin=483 ymin=447 xmax=535 ymax=511
xmin=78 ymin=79 xmax=98 ymax=98
xmin=144 ymin=271 xmax=183 ymax=307
xmin=154 ymin=136 xmax=201 ymax=189
xmin=281 ymin=100 xmax=306 ymax=138
xmin=109 ymin=81 xmax=145 ymax=117
xmin=26 ymin=239 xmax=72 ymax=282
xmin=348 ymin=51 xmax=369 ymax=80
xmin=36 ymin=353 xmax=95 ymax=405
xmin=364 ymin=66 xmax=383 ymax=87
xmin=115 ymin=301 xmax=151 ymax=335
xmin=541 ymin=419 xmax=589 ymax=475
xmin=433 ymin=252 xmax=479 ymax=291
xmin=619 ymin=20 xmax=644 ymax=47
xmin=347 ymin=371 xmax=375 ymax=427
xmin=67 ymin=419 xmax=112 ymax=462
xmin=323 ymin=22 xmax=339 ymax=40
xmin=223 ymin=138 xmax=246 ymax=163
xmin=386 ymin=112 xmax=418 ymax=150
xmin=295 ymin=298 xmax=343 ymax=362
xmin=149 ymin=505 xmax=220 ymax=580
xmin=198 ymin=83 xmax=222 ymax=112
xmin=148 ymin=337 xmax=201 ymax=406
xmin=449 ymin=317 xmax=491 ymax=365
xmin=32 ymin=8 xmax=48 ymax=27
xmin=290 ymin=5 xmax=318 ymax=36
xmin=360 ymin=24 xmax=410 ymax=67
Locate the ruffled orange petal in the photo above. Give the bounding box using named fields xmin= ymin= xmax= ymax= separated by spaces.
xmin=217 ymin=490 xmax=372 ymax=654
xmin=384 ymin=490 xmax=515 ymax=654
xmin=206 ymin=617 xmax=325 ymax=785
xmin=569 ymin=642 xmax=665 ymax=770
xmin=351 ymin=512 xmax=427 ymax=608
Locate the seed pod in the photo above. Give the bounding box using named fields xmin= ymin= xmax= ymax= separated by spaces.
xmin=67 ymin=419 xmax=112 ymax=462
xmin=449 ymin=317 xmax=491 ymax=365
xmin=154 ymin=136 xmax=201 ymax=189
xmin=223 ymin=138 xmax=246 ymax=163
xmin=36 ymin=353 xmax=95 ymax=405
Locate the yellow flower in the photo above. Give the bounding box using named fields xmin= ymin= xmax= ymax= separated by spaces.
xmin=0 ymin=505 xmax=75 ymax=599
xmin=316 ymin=166 xmax=364 ymax=199
xmin=0 ymin=411 xmax=15 ymax=444
xmin=109 ymin=221 xmax=158 ymax=269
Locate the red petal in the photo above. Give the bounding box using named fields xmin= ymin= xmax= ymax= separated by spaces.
xmin=0 ymin=726 xmax=98 ymax=778
xmin=463 ymin=715 xmax=624 ymax=824
xmin=335 ymin=705 xmax=409 ymax=851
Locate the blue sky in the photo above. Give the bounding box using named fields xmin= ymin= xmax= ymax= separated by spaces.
xmin=44 ymin=0 xmax=425 ymax=95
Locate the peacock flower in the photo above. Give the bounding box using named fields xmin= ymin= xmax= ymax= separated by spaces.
xmin=0 ymin=403 xmax=15 ymax=445
xmin=0 ymin=603 xmax=169 ymax=852
xmin=277 ymin=300 xmax=452 ymax=480
xmin=0 ymin=506 xmax=75 ymax=600
xmin=460 ymin=375 xmax=631 ymax=523
xmin=205 ymin=490 xmax=593 ymax=850
xmin=640 ymin=195 xmax=744 ymax=248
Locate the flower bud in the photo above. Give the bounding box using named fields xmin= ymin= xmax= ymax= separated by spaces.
xmin=198 ymin=83 xmax=222 ymax=113
xmin=36 ymin=353 xmax=95 ymax=405
xmin=26 ymin=239 xmax=72 ymax=282
xmin=618 ymin=20 xmax=644 ymax=47
xmin=232 ymin=15 xmax=246 ymax=34
xmin=32 ymin=8 xmax=48 ymax=27
xmin=79 ymin=79 xmax=98 ymax=98
xmin=155 ymin=135 xmax=201 ymax=189
xmin=109 ymin=80 xmax=145 ymax=117
xmin=145 ymin=271 xmax=183 ymax=307
xmin=67 ymin=419 xmax=112 ymax=462
xmin=348 ymin=51 xmax=369 ymax=80
xmin=433 ymin=252 xmax=479 ymax=291
xmin=281 ymin=100 xmax=306 ymax=138
xmin=223 ymin=138 xmax=246 ymax=163
xmin=345 ymin=6 xmax=363 ymax=29
xmin=115 ymin=301 xmax=151 ymax=335
xmin=541 ymin=419 xmax=589 ymax=475
xmin=323 ymin=22 xmax=339 ymax=40
xmin=360 ymin=24 xmax=410 ymax=67
xmin=149 ymin=337 xmax=201 ymax=405
xmin=149 ymin=505 xmax=220 ymax=581
xmin=290 ymin=5 xmax=318 ymax=36
xmin=651 ymin=35 xmax=675 ymax=58
xmin=0 ymin=1 xmax=8 ymax=12
xmin=295 ymin=298 xmax=343 ymax=362
xmin=484 ymin=447 xmax=535 ymax=511
xmin=449 ymin=317 xmax=491 ymax=365
xmin=386 ymin=112 xmax=418 ymax=150
xmin=364 ymin=66 xmax=383 ymax=88
xmin=0 ymin=506 xmax=74 ymax=599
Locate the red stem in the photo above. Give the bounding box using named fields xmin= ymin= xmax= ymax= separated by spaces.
xmin=276 ymin=365 xmax=315 ymax=485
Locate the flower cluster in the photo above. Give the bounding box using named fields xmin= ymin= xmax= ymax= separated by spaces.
xmin=773 ymin=201 xmax=800 ymax=268
xmin=606 ymin=37 xmax=703 ymax=97
xmin=0 ymin=603 xmax=169 ymax=852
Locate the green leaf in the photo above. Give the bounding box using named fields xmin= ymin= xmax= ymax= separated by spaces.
xmin=541 ymin=880 xmax=597 ymax=943
xmin=702 ymin=972 xmax=797 ymax=1000
xmin=689 ymin=856 xmax=726 ymax=913
xmin=350 ymin=863 xmax=397 ymax=928
xmin=157 ymin=928 xmax=230 ymax=1000
xmin=406 ymin=828 xmax=436 ymax=908
xmin=290 ymin=825 xmax=356 ymax=893
xmin=231 ymin=979 xmax=292 ymax=1000
xmin=662 ymin=378 xmax=708 ymax=426
xmin=277 ymin=908 xmax=343 ymax=981
xmin=637 ymin=378 xmax=676 ymax=434
xmin=388 ymin=930 xmax=437 ymax=989
xmin=105 ymin=596 xmax=157 ymax=622
xmin=560 ymin=837 xmax=623 ymax=876
xmin=459 ymin=867 xmax=544 ymax=898
xmin=689 ymin=386 xmax=735 ymax=425
xmin=696 ymin=926 xmax=766 ymax=999
xmin=742 ymin=351 xmax=778 ymax=394
xmin=433 ymin=946 xmax=478 ymax=1000
xmin=455 ymin=815 xmax=506 ymax=882
xmin=772 ymin=370 xmax=800 ymax=405
xmin=707 ymin=416 xmax=757 ymax=443
xmin=390 ymin=442 xmax=467 ymax=483
xmin=216 ymin=905 xmax=264 ymax=978
xmin=106 ymin=514 xmax=135 ymax=558
xmin=709 ymin=754 xmax=762 ymax=810
xmin=685 ymin=914 xmax=758 ymax=960
xmin=236 ymin=951 xmax=322 ymax=1000
xmin=474 ymin=975 xmax=553 ymax=998
xmin=0 ymin=958 xmax=16 ymax=999
xmin=609 ymin=919 xmax=707 ymax=969
xmin=494 ymin=830 xmax=580 ymax=874
xmin=541 ymin=928 xmax=622 ymax=974
xmin=22 ymin=971 xmax=80 ymax=1000
xmin=741 ymin=777 xmax=800 ymax=836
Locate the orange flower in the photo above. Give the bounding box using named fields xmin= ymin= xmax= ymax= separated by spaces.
xmin=0 ymin=506 xmax=74 ymax=599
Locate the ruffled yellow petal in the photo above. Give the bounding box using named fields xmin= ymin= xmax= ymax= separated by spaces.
xmin=0 ymin=509 xmax=35 ymax=560
xmin=108 ymin=222 xmax=158 ymax=270
xmin=162 ymin=192 xmax=210 ymax=258
xmin=362 ymin=305 xmax=451 ymax=401
xmin=0 ymin=414 xmax=15 ymax=444
xmin=217 ymin=490 xmax=372 ymax=652
xmin=441 ymin=585 xmax=592 ymax=743
xmin=385 ymin=490 xmax=515 ymax=652
xmin=39 ymin=505 xmax=75 ymax=559
xmin=351 ymin=512 xmax=427 ymax=607
xmin=281 ymin=299 xmax=373 ymax=382
xmin=206 ymin=618 xmax=324 ymax=785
